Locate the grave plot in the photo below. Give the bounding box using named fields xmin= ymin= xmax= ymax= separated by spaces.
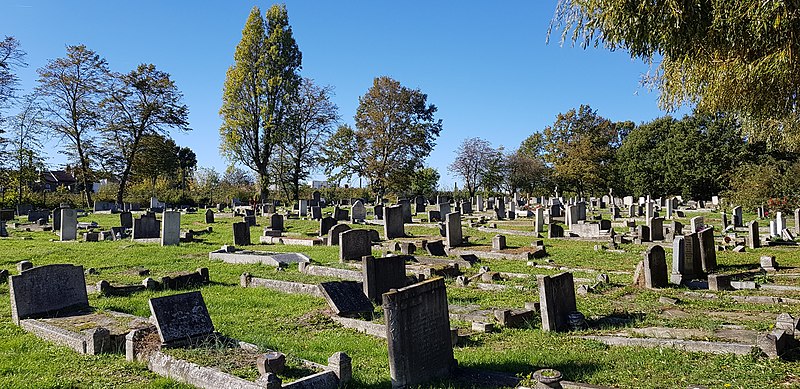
xmin=209 ymin=246 xmax=311 ymax=267
xmin=8 ymin=263 xmax=153 ymax=355
xmin=128 ymin=291 xmax=352 ymax=389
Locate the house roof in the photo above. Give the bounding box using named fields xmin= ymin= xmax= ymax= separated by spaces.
xmin=42 ymin=170 xmax=77 ymax=185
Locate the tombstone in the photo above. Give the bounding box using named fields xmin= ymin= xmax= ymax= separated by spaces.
xmin=318 ymin=281 xmax=373 ymax=318
xmin=324 ymin=223 xmax=350 ymax=246
xmin=351 ymin=200 xmax=367 ymax=223
xmin=712 ymin=195 xmax=719 ymax=206
xmin=747 ymin=220 xmax=760 ymax=249
xmin=115 ymin=211 xmax=133 ymax=229
xmin=444 ymin=212 xmax=462 ymax=248
xmin=475 ymin=195 xmax=484 ymax=212
xmin=398 ymin=199 xmax=412 ymax=223
xmin=550 ymin=203 xmax=562 ymax=218
xmin=311 ymin=206 xmax=322 ymax=220
xmin=319 ymin=217 xmax=337 ymax=237
xmin=438 ymin=202 xmax=451 ymax=217
xmin=148 ymin=291 xmax=214 ymax=344
xmin=161 ymin=211 xmax=181 ymax=246
xmin=0 ymin=209 xmax=14 ymax=221
xmin=0 ymin=221 xmax=7 ymax=237
xmin=298 ymin=199 xmax=308 ymax=217
xmin=27 ymin=210 xmax=50 ymax=223
xmin=333 ymin=206 xmax=349 ymax=221
xmin=611 ymin=205 xmax=621 ymax=220
xmin=269 ymin=213 xmax=284 ymax=231
xmin=640 ymin=246 xmax=667 ymax=288
xmin=426 ymin=240 xmax=447 ymax=256
xmin=9 ymin=264 xmax=90 ymax=324
xmin=683 ymin=232 xmax=703 ymax=277
xmin=690 ymin=216 xmax=704 ymax=233
xmin=534 ymin=207 xmax=544 ymax=233
xmin=428 ymin=210 xmax=441 ymax=222
xmin=204 ymin=209 xmax=214 ymax=224
xmin=761 ymin=256 xmax=778 ymax=272
xmin=776 ymin=212 xmax=786 ymax=234
xmin=576 ymin=201 xmax=586 ymax=221
xmin=698 ymin=227 xmax=717 ymax=273
xmin=564 ymin=205 xmax=575 ymax=229
xmin=59 ymin=208 xmax=78 ymax=241
xmin=495 ymin=201 xmax=505 ymax=220
xmin=371 ymin=204 xmax=383 ymax=220
xmin=460 ymin=201 xmax=472 ymax=215
xmin=732 ymin=206 xmax=743 ymax=227
xmin=340 ymin=229 xmax=373 ymax=262
xmin=538 ymin=273 xmax=577 ymax=332
xmin=52 ymin=207 xmax=66 ymax=230
xmin=665 ymin=198 xmax=673 ymax=219
xmin=670 ymin=236 xmax=689 ymax=285
xmin=383 ymin=278 xmax=456 ymax=388
xmin=232 ymin=221 xmax=251 ymax=246
xmin=311 ymin=191 xmax=322 ymax=207
xmin=628 ymin=204 xmax=636 ymax=218
xmin=133 ymin=213 xmax=160 ymax=239
xmin=384 ymin=205 xmax=405 ymax=239
xmin=650 ymin=217 xmax=665 ymax=241
xmin=770 ymin=220 xmax=778 ymax=238
xmin=636 ymin=225 xmax=651 ymax=242
xmin=363 ymin=255 xmax=407 ymax=303
xmin=664 ymin=220 xmax=683 ymax=242
xmin=721 ymin=212 xmax=729 ymax=228
xmin=795 ymin=209 xmax=800 ymax=235
xmin=492 ymin=235 xmax=507 ymax=251
xmin=414 ymin=197 xmax=426 ymax=214
xmin=548 ymin=223 xmax=564 ymax=238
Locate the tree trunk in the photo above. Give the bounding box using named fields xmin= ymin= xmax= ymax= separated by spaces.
xmin=258 ymin=171 xmax=269 ymax=203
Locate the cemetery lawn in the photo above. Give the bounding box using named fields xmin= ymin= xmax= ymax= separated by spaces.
xmin=2 ymin=209 xmax=800 ymax=388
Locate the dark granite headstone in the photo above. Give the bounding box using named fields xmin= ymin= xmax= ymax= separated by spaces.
xmin=318 ymin=281 xmax=373 ymax=318
xmin=384 ymin=205 xmax=405 ymax=239
xmin=148 ymin=291 xmax=214 ymax=344
xmin=340 ymin=229 xmax=373 ymax=262
xmin=548 ymin=223 xmax=564 ymax=238
xmin=311 ymin=206 xmax=322 ymax=220
xmin=9 ymin=264 xmax=89 ymax=324
xmin=320 ymin=217 xmax=337 ymax=236
xmin=425 ymin=240 xmax=447 ymax=256
xmin=383 ymin=277 xmax=456 ymax=388
xmin=428 ymin=210 xmax=441 ymax=222
xmin=204 ymin=209 xmax=214 ymax=223
xmin=0 ymin=209 xmax=15 ymax=221
xmin=232 ymin=221 xmax=251 ymax=246
xmin=373 ymin=205 xmax=384 ymax=220
xmin=363 ymin=255 xmax=408 ymax=303
xmin=268 ymin=213 xmax=283 ymax=230
xmin=747 ymin=220 xmax=760 ymax=249
xmin=327 ymin=223 xmax=351 ymax=246
xmin=643 ymin=245 xmax=668 ymax=288
xmin=120 ymin=211 xmax=133 ymax=229
xmin=698 ymin=227 xmax=717 ymax=273
xmin=538 ymin=272 xmax=576 ymax=332
xmin=133 ymin=214 xmax=160 ymax=239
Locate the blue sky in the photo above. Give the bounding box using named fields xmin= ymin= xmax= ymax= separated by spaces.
xmin=1 ymin=1 xmax=687 ymax=188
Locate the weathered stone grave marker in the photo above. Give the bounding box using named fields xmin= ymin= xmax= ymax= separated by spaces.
xmin=148 ymin=291 xmax=214 ymax=345
xmin=232 ymin=221 xmax=251 ymax=246
xmin=340 ymin=229 xmax=373 ymax=262
xmin=538 ymin=273 xmax=577 ymax=332
xmin=319 ymin=281 xmax=373 ymax=318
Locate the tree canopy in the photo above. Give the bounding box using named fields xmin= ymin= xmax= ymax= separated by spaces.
xmin=550 ymin=0 xmax=800 ymax=148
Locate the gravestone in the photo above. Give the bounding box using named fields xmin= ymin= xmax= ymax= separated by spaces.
xmin=641 ymin=245 xmax=667 ymax=288
xmin=59 ymin=208 xmax=78 ymax=241
xmin=0 ymin=209 xmax=14 ymax=221
xmin=318 ymin=281 xmax=373 ymax=318
xmin=9 ymin=264 xmax=90 ymax=324
xmin=650 ymin=217 xmax=665 ymax=241
xmin=133 ymin=213 xmax=160 ymax=239
xmin=27 ymin=210 xmax=49 ymax=223
xmin=232 ymin=221 xmax=251 ymax=246
xmin=548 ymin=223 xmax=564 ymax=238
xmin=747 ymin=220 xmax=760 ymax=249
xmin=732 ymin=206 xmax=743 ymax=227
xmin=399 ymin=199 xmax=412 ymax=223
xmin=534 ymin=207 xmax=544 ymax=233
xmin=414 ymin=196 xmax=426 ymax=214
xmin=52 ymin=206 xmax=67 ymax=230
xmin=298 ymin=199 xmax=308 ymax=217
xmin=269 ymin=213 xmax=284 ymax=231
xmin=698 ymin=227 xmax=717 ymax=273
xmin=438 ymin=202 xmax=451 ymax=217
xmin=311 ymin=206 xmax=322 ymax=220
xmin=538 ymin=273 xmax=576 ymax=332
xmin=363 ymin=255 xmax=408 ymax=303
xmin=340 ymin=229 xmax=373 ymax=262
xmin=445 ymin=212 xmax=462 ymax=248
xmin=328 ymin=223 xmax=351 ymax=246
xmin=428 ymin=210 xmax=441 ymax=222
xmin=665 ymin=198 xmax=673 ymax=219
xmin=373 ymin=205 xmax=383 ymax=220
xmin=384 ymin=205 xmax=405 ymax=239
xmin=148 ymin=291 xmax=214 ymax=344
xmin=460 ymin=201 xmax=472 ymax=215
xmin=670 ymin=236 xmax=689 ymax=285
xmin=319 ymin=217 xmax=337 ymax=236
xmin=311 ymin=191 xmax=321 ymax=207
xmin=690 ymin=216 xmax=704 ymax=233
xmin=550 ymin=203 xmax=562 ymax=218
xmin=0 ymin=221 xmax=7 ymax=237
xmin=383 ymin=278 xmax=455 ymax=388
xmin=204 ymin=209 xmax=214 ymax=223
xmin=795 ymin=209 xmax=800 ymax=235
xmin=636 ymin=225 xmax=651 ymax=242
xmin=492 ymin=234 xmax=507 ymax=251
xmin=120 ymin=211 xmax=133 ymax=228
xmin=161 ymin=211 xmax=181 ymax=246
xmin=665 ymin=220 xmax=683 ymax=242
xmin=351 ymin=200 xmax=367 ymax=223
xmin=333 ymin=206 xmax=349 ymax=221
xmin=684 ymin=232 xmax=703 ymax=277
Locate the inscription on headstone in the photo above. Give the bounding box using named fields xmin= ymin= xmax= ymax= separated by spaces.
xmin=148 ymin=291 xmax=214 ymax=344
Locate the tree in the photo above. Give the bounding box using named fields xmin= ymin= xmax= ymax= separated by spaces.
xmin=176 ymin=146 xmax=197 ymax=194
xmin=101 ymin=64 xmax=190 ymax=205
xmin=324 ymin=76 xmax=442 ymax=196
xmin=131 ymin=134 xmax=179 ymax=192
xmin=540 ymin=105 xmax=622 ymax=196
xmin=36 ymin=45 xmax=109 ymax=207
xmin=274 ymin=78 xmax=338 ymax=202
xmin=448 ymin=137 xmax=502 ymax=198
xmin=7 ymin=94 xmax=45 ymax=204
xmin=505 ymin=149 xmax=551 ymax=196
xmin=410 ymin=167 xmax=440 ymax=197
xmin=194 ymin=167 xmax=221 ymax=205
xmin=0 ymin=36 xmax=26 ymax=117
xmin=550 ymin=1 xmax=800 ymax=148
xmin=220 ymin=5 xmax=302 ymax=202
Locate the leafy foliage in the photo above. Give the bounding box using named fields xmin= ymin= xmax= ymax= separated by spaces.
xmin=0 ymin=36 xmax=26 ymax=117
xmin=410 ymin=166 xmax=440 ymax=197
xmin=448 ymin=137 xmax=503 ymax=198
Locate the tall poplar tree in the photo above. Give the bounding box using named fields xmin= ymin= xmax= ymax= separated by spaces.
xmin=219 ymin=5 xmax=302 ymax=202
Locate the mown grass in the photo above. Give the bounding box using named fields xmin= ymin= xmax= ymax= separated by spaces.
xmin=0 ymin=207 xmax=799 ymax=388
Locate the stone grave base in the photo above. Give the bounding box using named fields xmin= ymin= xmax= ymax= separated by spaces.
xmin=449 ymin=248 xmax=533 ymax=261
xmin=20 ymin=310 xmax=152 ymax=355
xmin=260 ymin=235 xmax=323 ymax=246
xmin=209 ymin=249 xmax=311 ymax=267
xmin=240 ymin=273 xmax=322 ymax=297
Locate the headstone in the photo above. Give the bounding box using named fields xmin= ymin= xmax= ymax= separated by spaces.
xmin=117 ymin=211 xmax=133 ymax=229
xmin=133 ymin=213 xmax=160 ymax=239
xmin=311 ymin=191 xmax=321 ymax=207
xmin=328 ymin=223 xmax=351 ymax=246
xmin=637 ymin=225 xmax=651 ymax=242
xmin=351 ymin=200 xmax=367 ymax=223
xmin=266 ymin=213 xmax=282 ymax=231
xmin=399 ymin=199 xmax=412 ymax=223
xmin=59 ymin=208 xmax=78 ymax=241
xmin=460 ymin=201 xmax=472 ymax=215
xmin=0 ymin=221 xmax=7 ymax=237
xmin=428 ymin=210 xmax=441 ymax=222
xmin=721 ymin=212 xmax=729 ymax=228
xmin=363 ymin=255 xmax=408 ymax=303
xmin=232 ymin=221 xmax=251 ymax=246
xmin=204 ymin=209 xmax=214 ymax=224
xmin=340 ymin=229 xmax=373 ymax=262
xmin=690 ymin=216 xmax=704 ymax=233
xmin=665 ymin=198 xmax=673 ymax=219
xmin=492 ymin=235 xmax=507 ymax=251
xmin=732 ymin=206 xmax=743 ymax=227
xmin=373 ymin=204 xmax=383 ymax=220
xmin=747 ymin=220 xmax=760 ymax=249
xmin=670 ymin=236 xmax=688 ymax=284
xmin=383 ymin=278 xmax=456 ymax=388
xmin=384 ymin=205 xmax=405 ymax=239
xmin=425 ymin=240 xmax=447 ymax=256
xmin=795 ymin=209 xmax=800 ymax=235
xmin=650 ymin=217 xmax=665 ymax=241
xmin=641 ymin=245 xmax=667 ymax=288
xmin=298 ymin=199 xmax=308 ymax=217
xmin=0 ymin=209 xmax=14 ymax=221
xmin=161 ymin=211 xmax=181 ymax=246
xmin=548 ymin=223 xmax=564 ymax=238
xmin=319 ymin=217 xmax=337 ymax=236
xmin=698 ymin=227 xmax=717 ymax=273
xmin=475 ymin=195 xmax=484 ymax=212
xmin=9 ymin=264 xmax=89 ymax=324
xmin=414 ymin=196 xmax=426 ymax=214
xmin=311 ymin=206 xmax=322 ymax=220
xmin=148 ymin=291 xmax=214 ymax=344
xmin=534 ymin=207 xmax=544 ymax=233
xmin=761 ymin=255 xmax=778 ymax=272
xmin=318 ymin=281 xmax=373 ymax=318
xmin=438 ymin=202 xmax=451 ymax=216
xmin=538 ymin=273 xmax=577 ymax=332
xmin=776 ymin=212 xmax=786 ymax=234
xmin=333 ymin=206 xmax=349 ymax=221
xmin=444 ymin=212 xmax=462 ymax=248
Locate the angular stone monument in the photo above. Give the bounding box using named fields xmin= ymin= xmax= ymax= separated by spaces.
xmin=318 ymin=281 xmax=373 ymax=318
xmin=538 ymin=273 xmax=576 ymax=332
xmin=444 ymin=212 xmax=462 ymax=248
xmin=351 ymin=200 xmax=367 ymax=223
xmin=327 ymin=223 xmax=351 ymax=246
xmin=232 ymin=221 xmax=251 ymax=246
xmin=148 ymin=291 xmax=214 ymax=345
xmin=339 ymin=229 xmax=373 ymax=262
xmin=384 ymin=205 xmax=405 ymax=239
xmin=161 ymin=211 xmax=181 ymax=246
xmin=59 ymin=208 xmax=78 ymax=241
xmin=363 ymin=255 xmax=408 ymax=303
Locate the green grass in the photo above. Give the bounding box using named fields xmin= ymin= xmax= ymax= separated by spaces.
xmin=1 ymin=208 xmax=799 ymax=388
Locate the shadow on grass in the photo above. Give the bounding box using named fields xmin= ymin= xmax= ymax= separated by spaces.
xmin=715 ymin=264 xmax=759 ymax=273
xmin=588 ymin=311 xmax=646 ymax=330
xmin=446 ymin=360 xmax=602 ymax=388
